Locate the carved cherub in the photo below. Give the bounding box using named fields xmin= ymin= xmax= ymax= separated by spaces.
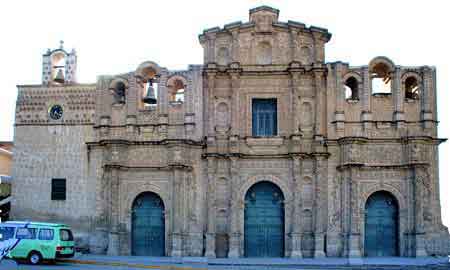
xmin=411 ymin=144 xmax=421 ymax=161
xmin=348 ymin=145 xmax=359 ymax=162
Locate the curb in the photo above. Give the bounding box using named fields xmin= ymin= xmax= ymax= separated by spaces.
xmin=59 ymin=258 xmax=450 ymax=269
xmin=59 ymin=259 xmax=207 ymax=270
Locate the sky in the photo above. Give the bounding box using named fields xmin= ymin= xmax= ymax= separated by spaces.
xmin=1 ymin=0 xmax=450 ymax=227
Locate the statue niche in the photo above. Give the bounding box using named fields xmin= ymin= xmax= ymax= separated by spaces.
xmin=215 ymin=102 xmax=230 ymax=135
xmin=300 ymin=102 xmax=313 ymax=130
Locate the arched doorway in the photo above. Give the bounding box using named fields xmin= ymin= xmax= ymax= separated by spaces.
xmin=131 ymin=192 xmax=165 ymax=256
xmin=364 ymin=191 xmax=399 ymax=257
xmin=244 ymin=181 xmax=284 ymax=257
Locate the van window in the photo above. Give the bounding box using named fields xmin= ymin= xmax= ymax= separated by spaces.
xmin=16 ymin=228 xmax=36 ymax=239
xmin=0 ymin=226 xmax=15 ymax=240
xmin=38 ymin=228 xmax=54 ymax=240
xmin=59 ymin=229 xmax=74 ymax=241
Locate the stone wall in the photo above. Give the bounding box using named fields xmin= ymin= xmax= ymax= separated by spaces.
xmin=11 ymin=124 xmax=97 ymax=248
xmin=11 ymin=84 xmax=96 ymax=248
xmin=11 ymin=6 xmax=450 ymax=258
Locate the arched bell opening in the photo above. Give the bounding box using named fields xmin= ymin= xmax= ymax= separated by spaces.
xmin=369 ymin=57 xmax=395 ymax=95
xmin=135 ymin=62 xmax=161 ymax=108
xmin=167 ymin=76 xmax=187 ymax=104
xmin=404 ymin=76 xmax=420 ymax=100
xmin=109 ymin=79 xmax=128 ymax=104
xmin=344 ymin=76 xmax=359 ymax=100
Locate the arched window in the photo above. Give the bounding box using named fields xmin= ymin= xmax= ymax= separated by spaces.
xmin=109 ymin=80 xmax=127 ymax=104
xmin=404 ymin=76 xmax=419 ymax=100
xmin=344 ymin=76 xmax=359 ymax=100
xmin=371 ymin=62 xmax=392 ymax=94
xmin=168 ymin=78 xmax=185 ymax=103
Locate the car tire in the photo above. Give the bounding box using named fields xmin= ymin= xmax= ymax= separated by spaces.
xmin=28 ymin=251 xmax=42 ymax=265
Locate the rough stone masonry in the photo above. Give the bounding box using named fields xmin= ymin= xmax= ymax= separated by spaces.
xmin=11 ymin=6 xmax=450 ymax=258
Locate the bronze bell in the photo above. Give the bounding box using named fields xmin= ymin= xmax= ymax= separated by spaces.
xmin=54 ymin=68 xmax=65 ymax=83
xmin=142 ymin=79 xmax=157 ymax=104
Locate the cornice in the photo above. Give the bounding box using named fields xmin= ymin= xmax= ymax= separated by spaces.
xmin=86 ymin=139 xmax=205 ymax=148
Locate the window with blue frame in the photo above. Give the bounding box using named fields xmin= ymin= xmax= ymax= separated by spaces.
xmin=252 ymin=98 xmax=277 ymax=137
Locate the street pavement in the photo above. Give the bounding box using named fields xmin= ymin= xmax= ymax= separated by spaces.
xmin=1 ymin=256 xmax=449 ymax=270
xmin=1 ymin=261 xmax=167 ymax=270
xmin=4 ymin=263 xmax=450 ymax=270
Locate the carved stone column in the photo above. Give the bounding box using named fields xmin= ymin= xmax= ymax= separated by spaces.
xmin=97 ymin=76 xmax=113 ymax=125
xmin=393 ymin=66 xmax=404 ymax=125
xmin=290 ymin=156 xmax=303 ymax=258
xmin=231 ymin=30 xmax=240 ymax=63
xmin=126 ymin=74 xmax=138 ymax=117
xmin=185 ymin=76 xmax=194 ymax=115
xmin=314 ymin=70 xmax=326 ymax=140
xmin=206 ymin=71 xmax=216 ymax=137
xmin=289 ymin=28 xmax=300 ymax=62
xmin=314 ymin=156 xmax=327 ymax=258
xmin=184 ymin=73 xmax=195 ymax=136
xmin=171 ymin=168 xmax=183 ymax=257
xmin=326 ymin=164 xmax=342 ymax=257
xmin=335 ymin=63 xmax=345 ymax=136
xmin=312 ymin=32 xmax=326 ymax=63
xmin=228 ymin=156 xmax=241 ymax=258
xmin=413 ymin=165 xmax=428 ymax=257
xmin=405 ymin=166 xmax=415 ymax=257
xmin=289 ymin=66 xmax=302 ymax=136
xmin=348 ymin=167 xmax=362 ymax=258
xmin=199 ymin=35 xmax=208 ymax=64
xmin=230 ymin=70 xmax=240 ymax=137
xmin=107 ymin=167 xmax=120 ymax=256
xmin=207 ymin=33 xmax=216 ymax=64
xmin=421 ymin=67 xmax=433 ymax=129
xmin=157 ymin=72 xmax=169 ymax=137
xmin=205 ymin=157 xmax=216 ymax=257
xmin=156 ymin=72 xmax=167 ymax=114
xmin=88 ymin=146 xmax=109 ymax=254
xmin=361 ymin=67 xmax=372 ymax=131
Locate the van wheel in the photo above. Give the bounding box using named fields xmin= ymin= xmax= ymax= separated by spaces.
xmin=28 ymin=251 xmax=42 ymax=265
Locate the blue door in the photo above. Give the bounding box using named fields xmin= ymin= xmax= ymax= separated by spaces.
xmin=132 ymin=192 xmax=165 ymax=256
xmin=364 ymin=191 xmax=398 ymax=257
xmin=244 ymin=181 xmax=284 ymax=257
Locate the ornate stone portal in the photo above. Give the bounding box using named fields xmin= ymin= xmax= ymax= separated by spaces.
xmin=11 ymin=6 xmax=450 ymax=257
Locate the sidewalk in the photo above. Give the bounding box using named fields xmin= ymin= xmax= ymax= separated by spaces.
xmin=59 ymin=254 xmax=450 ymax=269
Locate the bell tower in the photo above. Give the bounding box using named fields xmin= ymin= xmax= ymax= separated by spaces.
xmin=42 ymin=41 xmax=77 ymax=85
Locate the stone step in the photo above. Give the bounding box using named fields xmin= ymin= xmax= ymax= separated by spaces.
xmin=207 ymin=265 xmax=450 ymax=270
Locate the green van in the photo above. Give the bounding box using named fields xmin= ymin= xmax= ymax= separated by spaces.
xmin=0 ymin=221 xmax=75 ymax=264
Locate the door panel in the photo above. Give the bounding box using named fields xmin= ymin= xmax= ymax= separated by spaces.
xmin=131 ymin=192 xmax=165 ymax=256
xmin=364 ymin=191 xmax=398 ymax=257
xmin=244 ymin=181 xmax=284 ymax=257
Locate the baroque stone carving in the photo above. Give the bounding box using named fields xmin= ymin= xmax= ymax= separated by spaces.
xmin=11 ymin=6 xmax=449 ymax=258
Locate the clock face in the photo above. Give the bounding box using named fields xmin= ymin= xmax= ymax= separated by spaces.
xmin=49 ymin=105 xmax=63 ymax=120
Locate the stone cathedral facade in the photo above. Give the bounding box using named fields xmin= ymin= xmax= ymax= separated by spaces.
xmin=11 ymin=6 xmax=450 ymax=258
